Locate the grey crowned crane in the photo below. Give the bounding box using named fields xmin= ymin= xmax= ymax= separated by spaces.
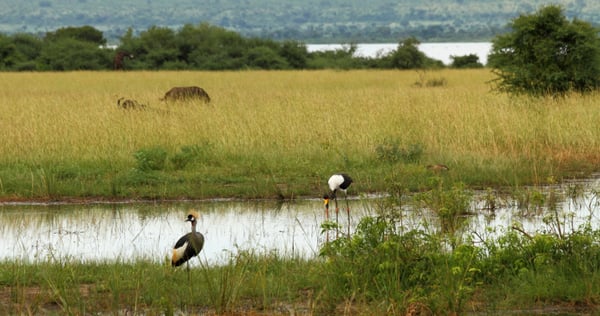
xmin=323 ymin=173 xmax=353 ymax=237
xmin=172 ymin=210 xmax=205 ymax=268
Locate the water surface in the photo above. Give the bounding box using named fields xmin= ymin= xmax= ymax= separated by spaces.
xmin=1 ymin=177 xmax=599 ymax=265
xmin=307 ymin=42 xmax=493 ymax=65
xmin=0 ymin=199 xmax=369 ymax=265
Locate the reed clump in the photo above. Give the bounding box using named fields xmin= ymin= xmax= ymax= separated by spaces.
xmin=1 ymin=70 xmax=599 ymax=200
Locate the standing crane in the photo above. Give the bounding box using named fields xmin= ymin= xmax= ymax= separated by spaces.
xmin=323 ymin=173 xmax=353 ymax=238
xmin=172 ymin=210 xmax=205 ymax=269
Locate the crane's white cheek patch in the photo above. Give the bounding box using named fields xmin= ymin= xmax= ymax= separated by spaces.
xmin=172 ymin=241 xmax=188 ymax=262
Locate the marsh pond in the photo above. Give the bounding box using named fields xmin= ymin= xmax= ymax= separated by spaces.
xmin=1 ymin=176 xmax=599 ymax=266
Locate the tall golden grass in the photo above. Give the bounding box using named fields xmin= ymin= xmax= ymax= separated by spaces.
xmin=1 ymin=69 xmax=599 ymax=198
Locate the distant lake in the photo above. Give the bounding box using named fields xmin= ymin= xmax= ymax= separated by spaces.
xmin=307 ymin=42 xmax=493 ymax=65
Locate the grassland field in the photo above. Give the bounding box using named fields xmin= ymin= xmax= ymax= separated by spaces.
xmin=3 ymin=68 xmax=600 ymax=314
xmin=1 ymin=69 xmax=599 ymax=201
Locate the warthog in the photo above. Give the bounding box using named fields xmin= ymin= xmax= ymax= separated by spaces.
xmin=117 ymin=97 xmax=146 ymax=110
xmin=160 ymin=86 xmax=211 ymax=103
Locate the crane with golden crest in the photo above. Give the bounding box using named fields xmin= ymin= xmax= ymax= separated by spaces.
xmin=172 ymin=210 xmax=205 ymax=268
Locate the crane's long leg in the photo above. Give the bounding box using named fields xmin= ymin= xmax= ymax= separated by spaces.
xmin=186 ymin=261 xmax=191 ymax=282
xmin=335 ymin=197 xmax=339 ymax=238
xmin=325 ymin=202 xmax=330 ymax=242
xmin=344 ymin=195 xmax=350 ymax=237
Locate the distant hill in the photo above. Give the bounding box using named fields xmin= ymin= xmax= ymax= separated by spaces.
xmin=1 ymin=0 xmax=599 ymax=43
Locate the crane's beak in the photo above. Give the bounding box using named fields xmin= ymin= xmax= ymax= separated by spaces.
xmin=324 ymin=198 xmax=330 ymax=209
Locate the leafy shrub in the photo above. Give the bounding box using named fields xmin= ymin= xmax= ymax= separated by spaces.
xmin=386 ymin=37 xmax=438 ymax=69
xmin=133 ymin=146 xmax=168 ymax=171
xmin=414 ymin=182 xmax=473 ymax=237
xmin=245 ymin=46 xmax=289 ymax=69
xmin=450 ymin=54 xmax=483 ymax=68
xmin=170 ymin=144 xmax=207 ymax=170
xmin=488 ymin=5 xmax=600 ymax=96
xmin=319 ymin=208 xmax=479 ymax=314
xmin=318 ymin=179 xmax=600 ymax=314
xmin=375 ymin=139 xmax=423 ymax=163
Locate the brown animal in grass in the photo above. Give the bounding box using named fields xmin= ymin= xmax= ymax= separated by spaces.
xmin=113 ymin=51 xmax=133 ymax=71
xmin=160 ymin=86 xmax=210 ymax=103
xmin=426 ymin=164 xmax=450 ymax=172
xmin=117 ymin=97 xmax=146 ymax=110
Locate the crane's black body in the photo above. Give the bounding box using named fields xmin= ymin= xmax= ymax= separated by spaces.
xmin=172 ymin=232 xmax=204 ymax=267
xmin=172 ymin=211 xmax=205 ymax=267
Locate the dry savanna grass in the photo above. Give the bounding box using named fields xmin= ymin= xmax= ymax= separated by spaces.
xmin=1 ymin=69 xmax=599 ymax=198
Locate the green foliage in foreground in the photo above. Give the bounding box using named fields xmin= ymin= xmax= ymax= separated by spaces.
xmin=2 ymin=218 xmax=599 ymax=314
xmin=2 ymin=182 xmax=600 ymax=315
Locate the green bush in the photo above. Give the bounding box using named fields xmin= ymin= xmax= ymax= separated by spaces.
xmin=170 ymin=144 xmax=208 ymax=170
xmin=37 ymin=38 xmax=111 ymax=70
xmin=381 ymin=37 xmax=444 ymax=69
xmin=450 ymin=54 xmax=483 ymax=68
xmin=375 ymin=139 xmax=424 ymax=163
xmin=318 ymin=181 xmax=600 ymax=313
xmin=489 ymin=5 xmax=600 ymax=96
xmin=133 ymin=146 xmax=168 ymax=171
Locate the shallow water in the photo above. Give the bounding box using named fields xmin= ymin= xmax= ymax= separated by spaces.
xmin=0 ymin=199 xmax=370 ymax=265
xmin=1 ymin=177 xmax=599 ymax=265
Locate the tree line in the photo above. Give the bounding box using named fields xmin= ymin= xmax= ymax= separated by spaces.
xmin=0 ymin=23 xmax=482 ymax=72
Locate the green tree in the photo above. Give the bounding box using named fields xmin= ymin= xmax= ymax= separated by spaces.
xmin=0 ymin=34 xmax=17 ymax=69
xmin=116 ymin=28 xmax=146 ymax=70
xmin=136 ymin=26 xmax=179 ymax=69
xmin=37 ymin=39 xmax=111 ymax=70
xmin=450 ymin=54 xmax=483 ymax=68
xmin=279 ymin=40 xmax=309 ymax=69
xmin=116 ymin=26 xmax=180 ymax=70
xmin=45 ymin=25 xmax=106 ymax=45
xmin=245 ymin=46 xmax=288 ymax=69
xmin=11 ymin=33 xmax=43 ymax=70
xmin=183 ymin=23 xmax=248 ymax=70
xmin=307 ymin=43 xmax=362 ymax=70
xmin=488 ymin=5 xmax=600 ymax=96
xmin=386 ymin=37 xmax=441 ymax=69
xmin=0 ymin=33 xmax=43 ymax=71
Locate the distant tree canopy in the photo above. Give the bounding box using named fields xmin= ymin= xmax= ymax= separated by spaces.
xmin=386 ymin=37 xmax=443 ymax=69
xmin=488 ymin=5 xmax=600 ymax=96
xmin=0 ymin=23 xmax=456 ymax=71
xmin=38 ymin=38 xmax=111 ymax=71
xmin=44 ymin=25 xmax=106 ymax=45
xmin=450 ymin=54 xmax=483 ymax=68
